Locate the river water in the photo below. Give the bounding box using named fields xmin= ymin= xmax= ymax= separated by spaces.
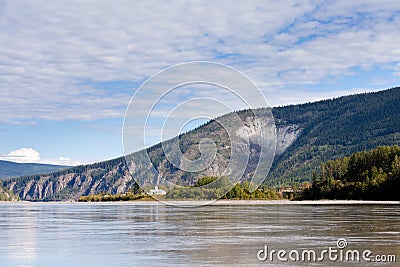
xmin=0 ymin=202 xmax=399 ymax=266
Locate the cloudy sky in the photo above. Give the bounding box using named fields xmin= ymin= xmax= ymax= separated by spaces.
xmin=0 ymin=0 xmax=399 ymax=165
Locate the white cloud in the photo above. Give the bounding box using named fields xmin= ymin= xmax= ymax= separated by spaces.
xmin=1 ymin=147 xmax=81 ymax=165
xmin=0 ymin=0 xmax=399 ymax=124
xmin=3 ymin=148 xmax=41 ymax=163
xmin=40 ymin=156 xmax=82 ymax=166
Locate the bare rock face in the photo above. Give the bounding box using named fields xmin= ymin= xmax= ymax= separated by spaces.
xmin=275 ymin=125 xmax=302 ymax=155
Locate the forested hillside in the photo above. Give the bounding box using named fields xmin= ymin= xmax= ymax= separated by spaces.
xmin=267 ymin=87 xmax=400 ymax=185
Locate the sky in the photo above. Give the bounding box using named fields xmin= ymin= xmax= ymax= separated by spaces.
xmin=0 ymin=0 xmax=399 ymax=165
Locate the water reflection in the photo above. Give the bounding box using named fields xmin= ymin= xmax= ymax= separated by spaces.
xmin=0 ymin=203 xmax=398 ymax=266
xmin=0 ymin=205 xmax=38 ymax=266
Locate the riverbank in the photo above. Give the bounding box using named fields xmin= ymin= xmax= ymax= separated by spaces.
xmin=1 ymin=199 xmax=400 ymax=205
xmin=212 ymin=199 xmax=400 ymax=205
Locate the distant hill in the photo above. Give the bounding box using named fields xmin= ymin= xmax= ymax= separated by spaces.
xmin=3 ymin=87 xmax=400 ymax=201
xmin=0 ymin=160 xmax=69 ymax=179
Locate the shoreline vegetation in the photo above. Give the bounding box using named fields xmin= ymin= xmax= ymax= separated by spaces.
xmin=77 ymin=177 xmax=282 ymax=202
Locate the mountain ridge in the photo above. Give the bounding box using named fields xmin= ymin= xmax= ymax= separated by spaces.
xmin=3 ymin=86 xmax=400 ymax=200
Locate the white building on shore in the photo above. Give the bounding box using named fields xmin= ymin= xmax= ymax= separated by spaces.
xmin=149 ymin=186 xmax=166 ymax=195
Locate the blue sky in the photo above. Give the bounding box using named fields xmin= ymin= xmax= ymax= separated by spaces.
xmin=0 ymin=0 xmax=399 ymax=165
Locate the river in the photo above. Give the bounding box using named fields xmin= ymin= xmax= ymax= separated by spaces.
xmin=0 ymin=202 xmax=399 ymax=266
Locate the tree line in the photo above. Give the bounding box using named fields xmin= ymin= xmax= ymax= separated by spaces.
xmin=299 ymin=145 xmax=400 ymax=200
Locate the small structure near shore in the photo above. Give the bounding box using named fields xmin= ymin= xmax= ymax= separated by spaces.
xmin=279 ymin=187 xmax=294 ymax=199
xmin=149 ymin=186 xmax=166 ymax=195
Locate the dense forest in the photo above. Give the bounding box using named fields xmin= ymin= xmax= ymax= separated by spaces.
xmin=299 ymin=146 xmax=400 ymax=200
